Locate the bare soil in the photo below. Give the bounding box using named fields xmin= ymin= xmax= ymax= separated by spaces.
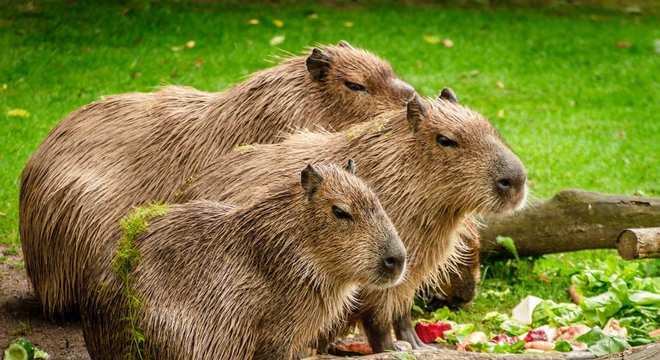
xmin=0 ymin=245 xmax=89 ymax=359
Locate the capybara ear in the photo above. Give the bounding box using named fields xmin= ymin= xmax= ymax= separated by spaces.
xmin=337 ymin=40 xmax=354 ymax=49
xmin=301 ymin=164 xmax=324 ymax=200
xmin=438 ymin=87 xmax=458 ymax=103
xmin=406 ymin=94 xmax=427 ymax=132
xmin=345 ymin=159 xmax=356 ymax=175
xmin=306 ymin=48 xmax=331 ymax=81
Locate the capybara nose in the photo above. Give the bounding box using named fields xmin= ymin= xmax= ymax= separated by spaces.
xmin=381 ymin=250 xmax=406 ymax=278
xmin=392 ymin=79 xmax=415 ymax=102
xmin=495 ymin=169 xmax=526 ymax=194
xmin=494 ymin=151 xmax=527 ymax=199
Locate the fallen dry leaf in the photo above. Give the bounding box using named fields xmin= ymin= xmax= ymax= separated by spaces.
xmin=616 ymin=41 xmax=632 ymax=49
xmin=273 ymin=19 xmax=284 ymax=28
xmin=248 ymin=19 xmax=259 ymax=25
xmin=423 ymin=35 xmax=441 ymax=45
xmin=185 ymin=40 xmax=195 ymax=49
xmin=7 ymin=108 xmax=30 ymax=118
xmin=194 ymin=58 xmax=204 ymax=68
xmin=496 ymin=80 xmax=505 ymax=89
xmin=270 ymin=35 xmax=285 ymax=46
xmin=442 ymin=38 xmax=454 ymax=48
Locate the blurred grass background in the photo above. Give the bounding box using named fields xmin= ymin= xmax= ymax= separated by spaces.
xmin=1 ymin=0 xmax=658 ymax=323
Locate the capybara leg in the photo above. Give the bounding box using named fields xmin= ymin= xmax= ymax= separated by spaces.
xmin=254 ymin=347 xmax=289 ymax=360
xmin=315 ymin=334 xmax=332 ymax=354
xmin=393 ymin=312 xmax=433 ymax=350
xmin=361 ymin=311 xmax=393 ymax=353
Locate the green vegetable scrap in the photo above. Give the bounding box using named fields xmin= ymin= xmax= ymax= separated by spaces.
xmin=3 ymin=338 xmax=49 ymax=360
xmin=554 ymin=340 xmax=572 ymax=352
xmin=532 ymin=300 xmax=582 ymax=327
xmin=576 ymin=327 xmax=630 ymax=356
xmin=418 ymin=257 xmax=659 ymax=355
xmin=500 ymin=319 xmax=530 ymax=336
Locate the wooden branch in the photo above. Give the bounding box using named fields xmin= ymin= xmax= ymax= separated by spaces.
xmin=306 ymin=343 xmax=660 ymax=360
xmin=479 ymin=190 xmax=660 ymax=258
xmin=617 ymin=228 xmax=660 ymax=260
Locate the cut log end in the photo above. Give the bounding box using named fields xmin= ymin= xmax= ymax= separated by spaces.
xmin=617 ymin=228 xmax=660 ymax=260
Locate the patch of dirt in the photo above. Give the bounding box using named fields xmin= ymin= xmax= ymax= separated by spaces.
xmin=0 ymin=245 xmax=89 ymax=359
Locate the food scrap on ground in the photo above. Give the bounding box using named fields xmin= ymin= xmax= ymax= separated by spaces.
xmin=414 ymin=262 xmax=660 ymax=355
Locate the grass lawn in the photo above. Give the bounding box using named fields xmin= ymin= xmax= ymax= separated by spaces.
xmin=1 ymin=1 xmax=658 ymax=325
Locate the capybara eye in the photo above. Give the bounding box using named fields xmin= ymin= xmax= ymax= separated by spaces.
xmin=436 ymin=134 xmax=458 ymax=148
xmin=344 ymin=81 xmax=367 ymax=92
xmin=332 ymin=205 xmax=353 ymax=221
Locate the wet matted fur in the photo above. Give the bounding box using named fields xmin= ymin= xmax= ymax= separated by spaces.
xmin=19 ymin=42 xmax=414 ymax=317
xmin=179 ymin=95 xmax=528 ymax=351
xmin=82 ymin=163 xmax=405 ymax=360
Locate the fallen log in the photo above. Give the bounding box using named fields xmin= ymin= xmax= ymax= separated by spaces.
xmin=479 ymin=190 xmax=660 ymax=258
xmin=617 ymin=228 xmax=660 ymax=260
xmin=306 ymin=343 xmax=660 ymax=360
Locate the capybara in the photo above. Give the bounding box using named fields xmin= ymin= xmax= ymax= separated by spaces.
xmin=179 ymin=94 xmax=527 ymax=351
xmin=19 ymin=42 xmax=414 ymax=317
xmin=81 ymin=162 xmax=406 ymax=360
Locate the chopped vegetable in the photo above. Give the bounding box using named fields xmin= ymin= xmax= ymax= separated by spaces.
xmin=415 ymin=259 xmax=659 ymax=355
xmin=414 ymin=321 xmax=452 ymax=343
xmin=4 ymin=339 xmax=35 ymax=360
xmin=500 ymin=319 xmax=530 ymax=336
xmin=511 ymin=295 xmax=543 ymax=325
xmin=576 ymin=326 xmax=631 ymax=356
xmin=524 ymin=340 xmax=555 ymax=351
xmin=554 ymin=340 xmax=573 ymax=352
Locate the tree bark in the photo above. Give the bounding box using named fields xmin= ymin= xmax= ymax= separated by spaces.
xmin=617 ymin=228 xmax=660 ymax=260
xmin=479 ymin=190 xmax=660 ymax=258
xmin=306 ymin=343 xmax=660 ymax=360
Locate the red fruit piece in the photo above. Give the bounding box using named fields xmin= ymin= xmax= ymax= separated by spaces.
xmin=491 ymin=334 xmax=518 ymax=345
xmin=334 ymin=341 xmax=373 ymax=355
xmin=415 ymin=321 xmax=452 ymax=344
xmin=524 ymin=329 xmax=548 ymax=342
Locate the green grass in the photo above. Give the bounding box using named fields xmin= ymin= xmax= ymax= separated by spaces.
xmin=0 ymin=0 xmax=658 ymax=329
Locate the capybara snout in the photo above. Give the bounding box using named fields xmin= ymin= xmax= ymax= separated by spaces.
xmin=377 ymin=231 xmax=407 ymax=287
xmin=493 ymin=147 xmax=527 ymax=211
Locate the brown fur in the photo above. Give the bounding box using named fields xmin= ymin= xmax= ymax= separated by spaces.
xmin=81 ymin=163 xmax=405 ymax=360
xmin=421 ymin=222 xmax=481 ymax=309
xmin=180 ymin=95 xmax=527 ymax=351
xmin=19 ymin=43 xmax=414 ymax=317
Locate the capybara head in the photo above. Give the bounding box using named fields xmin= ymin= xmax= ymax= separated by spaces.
xmin=305 ymin=41 xmax=415 ymax=123
xmin=405 ymin=89 xmax=527 ymax=214
xmin=300 ymin=161 xmax=406 ymax=288
xmin=427 ymin=230 xmax=481 ymax=310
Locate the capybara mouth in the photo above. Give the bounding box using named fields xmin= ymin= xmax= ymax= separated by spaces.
xmin=370 ymin=261 xmax=407 ymax=289
xmin=485 ymin=182 xmax=528 ymax=215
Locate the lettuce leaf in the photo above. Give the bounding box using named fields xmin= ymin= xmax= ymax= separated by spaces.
xmin=532 ymin=300 xmax=583 ymax=327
